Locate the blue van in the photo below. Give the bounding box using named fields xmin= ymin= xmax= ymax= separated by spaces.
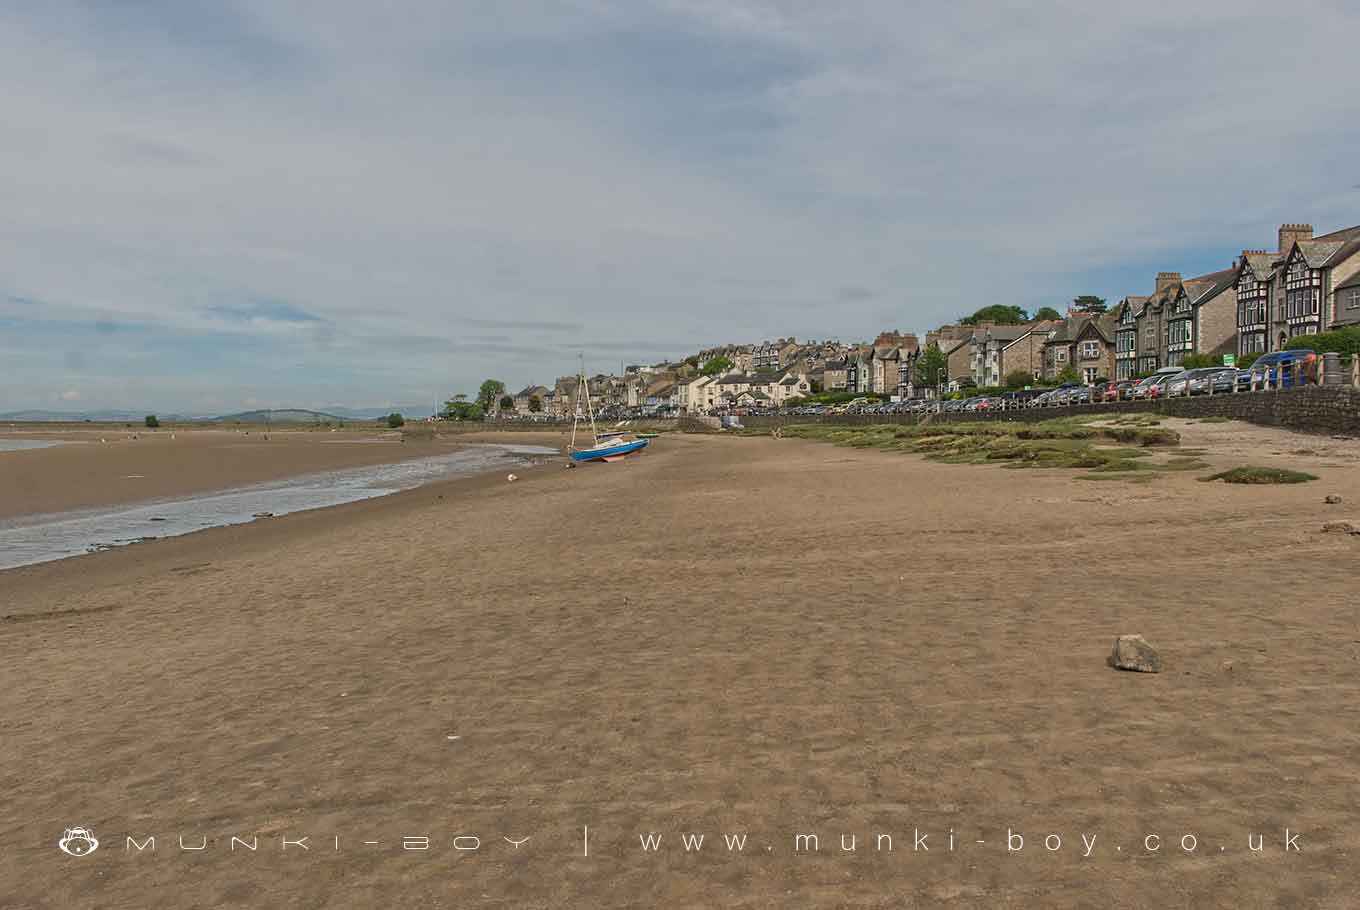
xmin=1249 ymin=349 xmax=1317 ymax=387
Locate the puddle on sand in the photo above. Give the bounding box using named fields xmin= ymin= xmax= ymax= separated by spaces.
xmin=0 ymin=443 xmax=558 ymax=570
xmin=0 ymin=439 xmax=64 ymax=452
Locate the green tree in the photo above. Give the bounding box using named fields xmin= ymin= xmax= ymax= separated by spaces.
xmin=1072 ymin=295 xmax=1107 ymax=314
xmin=913 ymin=342 xmax=949 ymax=387
xmin=1033 ymin=306 xmax=1062 ymax=321
xmin=442 ymin=400 xmax=484 ymax=421
xmin=385 ymin=412 xmax=405 ymax=428
xmin=959 ymin=304 xmax=1028 ymax=325
xmin=144 ymin=414 xmax=159 ymax=428
xmin=1055 ymin=366 xmax=1081 ymax=384
xmin=1004 ymin=369 xmax=1034 ymax=389
xmin=700 ymin=355 xmax=733 ymax=376
xmin=528 ymin=395 xmax=543 ymax=413
xmin=499 ymin=395 xmax=514 ymax=411
xmin=477 ymin=379 xmax=506 ymax=411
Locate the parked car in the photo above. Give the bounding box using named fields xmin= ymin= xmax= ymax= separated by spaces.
xmin=1163 ymin=369 xmax=1199 ymax=397
xmin=1185 ymin=367 xmax=1238 ymax=395
xmin=1100 ymin=380 xmax=1134 ymax=402
xmin=1248 ymin=349 xmax=1318 ymax=388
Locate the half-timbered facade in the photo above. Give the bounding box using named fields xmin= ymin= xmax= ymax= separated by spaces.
xmin=1112 ymin=297 xmax=1143 ymax=380
xmin=1280 ymin=245 xmax=1324 ymax=343
xmin=1234 ymin=252 xmax=1274 ymax=357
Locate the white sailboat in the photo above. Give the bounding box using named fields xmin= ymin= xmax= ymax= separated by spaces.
xmin=568 ymin=364 xmax=648 ymax=463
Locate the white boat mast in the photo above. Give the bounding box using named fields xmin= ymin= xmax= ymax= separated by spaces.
xmin=570 ymin=354 xmax=600 ymax=449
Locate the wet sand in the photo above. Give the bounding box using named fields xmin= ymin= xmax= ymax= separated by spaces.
xmin=0 ymin=426 xmax=570 ymax=520
xmin=3 ymin=422 xmax=1359 ymax=907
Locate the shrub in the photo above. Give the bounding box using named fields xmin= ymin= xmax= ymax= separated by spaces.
xmin=1283 ymin=326 xmax=1360 ymax=356
xmin=385 ymin=412 xmax=405 ymax=428
xmin=1201 ymin=466 xmax=1317 ymax=484
xmin=144 ymin=415 xmax=159 ymax=428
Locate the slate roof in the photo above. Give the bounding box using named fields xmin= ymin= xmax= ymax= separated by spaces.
xmin=1334 ymin=270 xmax=1360 ymax=292
xmin=1183 ymin=267 xmax=1237 ymax=304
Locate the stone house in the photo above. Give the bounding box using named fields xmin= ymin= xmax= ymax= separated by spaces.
xmin=1235 ymin=223 xmax=1360 ymax=354
xmin=512 ymin=384 xmax=551 ymax=415
xmin=1043 ymin=314 xmax=1116 ymax=383
xmin=1111 ymin=297 xmax=1147 ymax=380
xmin=943 ymin=336 xmax=975 ymax=389
xmin=1133 ymin=267 xmax=1237 ymax=370
xmin=822 ymin=359 xmax=848 ymax=391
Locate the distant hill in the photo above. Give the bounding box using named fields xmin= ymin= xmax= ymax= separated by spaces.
xmin=2 ymin=405 xmax=432 ymax=423
xmin=0 ymin=409 xmax=196 ymax=422
xmin=208 ymin=408 xmax=348 ymax=424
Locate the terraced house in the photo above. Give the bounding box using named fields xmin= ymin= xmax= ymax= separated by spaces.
xmin=1112 ymin=296 xmax=1148 ymax=380
xmin=1129 ymin=267 xmax=1237 ymax=372
xmin=1042 ymin=314 xmax=1116 ymax=383
xmin=1235 ymin=223 xmax=1360 ymax=354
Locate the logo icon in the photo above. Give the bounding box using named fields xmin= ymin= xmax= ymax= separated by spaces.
xmin=58 ymin=827 xmax=99 ymax=856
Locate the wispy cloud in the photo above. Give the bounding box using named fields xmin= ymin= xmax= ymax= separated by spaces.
xmin=2 ymin=1 xmax=1358 ymax=410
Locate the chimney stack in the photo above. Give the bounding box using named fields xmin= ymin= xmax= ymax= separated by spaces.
xmin=1278 ymin=223 xmax=1314 ymax=253
xmin=1155 ymin=272 xmax=1182 ymax=293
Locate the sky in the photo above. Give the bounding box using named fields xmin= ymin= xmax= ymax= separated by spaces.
xmin=3 ymin=1 xmax=1359 ymax=414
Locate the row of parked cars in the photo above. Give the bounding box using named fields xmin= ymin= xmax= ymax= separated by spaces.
xmin=783 ymin=349 xmax=1321 ymax=416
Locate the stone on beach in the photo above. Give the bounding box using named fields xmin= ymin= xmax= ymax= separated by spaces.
xmin=1321 ymin=520 xmax=1358 ymax=534
xmin=1324 ymin=494 xmax=1342 ymax=504
xmin=1108 ymin=634 xmax=1162 ymax=673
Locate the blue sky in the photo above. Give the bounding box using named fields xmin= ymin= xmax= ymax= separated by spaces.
xmin=3 ymin=1 xmax=1358 ymax=413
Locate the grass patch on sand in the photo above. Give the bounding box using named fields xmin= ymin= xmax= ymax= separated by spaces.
xmin=773 ymin=418 xmax=1182 ymax=472
xmin=1196 ymin=416 xmax=1232 ymax=424
xmin=1200 ymin=466 xmax=1317 ymax=484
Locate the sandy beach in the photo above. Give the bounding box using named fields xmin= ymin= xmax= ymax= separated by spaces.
xmin=3 ymin=421 xmax=1359 ymax=908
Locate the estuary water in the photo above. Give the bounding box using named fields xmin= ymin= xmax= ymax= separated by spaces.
xmin=0 ymin=443 xmax=557 ymax=570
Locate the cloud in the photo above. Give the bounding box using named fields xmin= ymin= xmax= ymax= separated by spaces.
xmin=2 ymin=1 xmax=1359 ymax=410
xmin=206 ymin=300 xmax=323 ymax=325
xmin=59 ymin=389 xmax=80 ymax=401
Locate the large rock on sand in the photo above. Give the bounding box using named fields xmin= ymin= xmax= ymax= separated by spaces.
xmin=1109 ymin=635 xmax=1162 ymax=673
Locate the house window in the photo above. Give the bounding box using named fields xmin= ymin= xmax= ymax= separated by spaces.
xmin=1348 ymin=288 xmax=1360 ymax=310
xmin=1055 ymin=349 xmax=1067 ymax=362
xmin=1082 ymin=367 xmax=1099 ymax=384
xmin=1080 ymin=341 xmax=1101 ymax=359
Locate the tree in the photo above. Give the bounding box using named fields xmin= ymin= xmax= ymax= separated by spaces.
xmin=1055 ymin=366 xmax=1081 ymax=385
xmin=385 ymin=412 xmax=405 ymax=428
xmin=144 ymin=415 xmax=159 ymax=428
xmin=442 ymin=400 xmax=484 ymax=421
xmin=1033 ymin=306 xmax=1062 ymax=321
xmin=477 ymin=379 xmax=506 ymax=411
xmin=914 ymin=342 xmax=949 ymax=388
xmin=499 ymin=395 xmax=514 ymax=411
xmin=1004 ymin=369 xmax=1034 ymax=389
xmin=1072 ymin=295 xmax=1107 ymax=314
xmin=700 ymin=355 xmax=733 ymax=376
xmin=959 ymin=304 xmax=1027 ymax=325
xmin=528 ymin=395 xmax=542 ymax=413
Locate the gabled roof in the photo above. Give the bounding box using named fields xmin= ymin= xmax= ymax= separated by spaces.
xmin=1334 ymin=270 xmax=1360 ymax=293
xmin=1237 ymin=252 xmax=1278 ymax=283
xmin=1183 ymin=267 xmax=1237 ymax=304
xmin=1279 ymin=225 xmax=1360 ymax=270
xmin=983 ymin=324 xmax=1034 ymax=342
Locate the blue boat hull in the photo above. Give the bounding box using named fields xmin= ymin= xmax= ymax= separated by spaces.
xmin=569 ymin=438 xmax=649 ymax=462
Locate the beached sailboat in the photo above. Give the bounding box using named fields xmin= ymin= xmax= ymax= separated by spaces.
xmin=568 ymin=367 xmax=648 ymax=463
